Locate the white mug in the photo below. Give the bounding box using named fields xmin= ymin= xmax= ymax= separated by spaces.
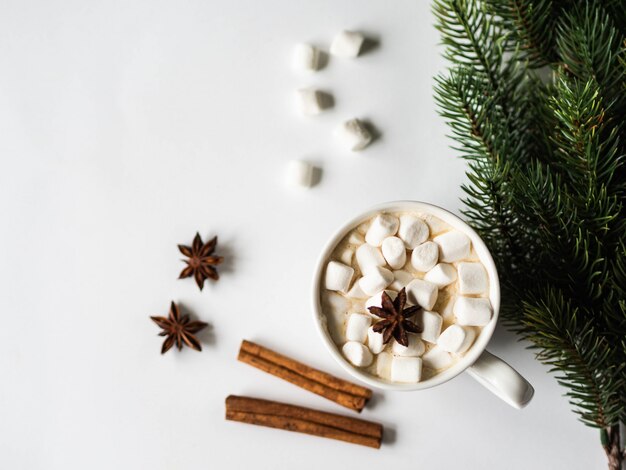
xmin=311 ymin=201 xmax=534 ymax=409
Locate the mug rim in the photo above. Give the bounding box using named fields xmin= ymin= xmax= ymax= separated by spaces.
xmin=311 ymin=200 xmax=501 ymax=391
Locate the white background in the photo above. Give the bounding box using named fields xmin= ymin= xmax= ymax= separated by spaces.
xmin=0 ymin=1 xmax=604 ymax=468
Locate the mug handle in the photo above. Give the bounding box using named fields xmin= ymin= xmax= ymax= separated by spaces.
xmin=465 ymin=350 xmax=534 ymax=409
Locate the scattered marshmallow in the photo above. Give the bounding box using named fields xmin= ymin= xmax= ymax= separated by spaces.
xmin=346 ymin=313 xmax=371 ymax=342
xmin=339 ymin=247 xmax=353 ymax=266
xmin=367 ymin=326 xmax=385 ymax=354
xmin=422 ymin=346 xmax=454 ymax=370
xmin=381 ymin=236 xmax=406 ymax=269
xmin=392 ymin=334 xmax=425 ymax=357
xmin=390 ymin=270 xmax=413 ymax=291
xmin=424 ymin=263 xmax=457 ymax=288
xmin=437 ymin=325 xmax=476 ymax=354
xmin=365 ymin=214 xmax=399 ymax=247
xmin=359 ymin=266 xmax=393 ymax=295
xmin=376 ymin=351 xmax=393 ymax=379
xmin=330 ymin=30 xmax=365 ymax=58
xmin=342 ymin=341 xmax=373 ymax=367
xmin=406 ymin=279 xmax=438 ymax=310
xmin=454 ymin=297 xmax=493 ymax=326
xmin=416 ymin=310 xmax=443 ymax=343
xmin=398 ymin=215 xmax=429 ymax=249
xmin=348 ymin=231 xmax=364 ymax=245
xmin=335 ymin=118 xmax=372 ymax=151
xmin=458 ymin=262 xmax=489 ymax=295
xmin=356 ymin=244 xmax=385 ymax=273
xmin=411 ymin=241 xmax=439 ymax=272
xmin=346 ymin=280 xmax=368 ymax=299
xmin=434 ymin=230 xmax=471 ymax=263
xmin=365 ymin=290 xmax=397 ymax=309
xmin=295 ymin=88 xmax=327 ymax=116
xmin=391 ymin=356 xmax=422 ymax=383
xmin=293 ymin=43 xmax=321 ymax=72
xmin=325 ymin=261 xmax=354 ymax=292
xmin=285 ymin=160 xmax=315 ymax=188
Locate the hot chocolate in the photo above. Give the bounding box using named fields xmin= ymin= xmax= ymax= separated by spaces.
xmin=321 ymin=211 xmax=492 ymax=383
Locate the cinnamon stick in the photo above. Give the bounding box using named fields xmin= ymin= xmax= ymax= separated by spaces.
xmin=238 ymin=340 xmax=372 ymax=412
xmin=225 ymin=395 xmax=383 ymax=449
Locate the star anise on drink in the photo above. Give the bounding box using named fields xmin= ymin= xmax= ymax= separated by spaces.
xmin=367 ymin=288 xmax=423 ymax=347
xmin=178 ymin=232 xmax=224 ymax=290
xmin=150 ymin=301 xmax=208 ymax=354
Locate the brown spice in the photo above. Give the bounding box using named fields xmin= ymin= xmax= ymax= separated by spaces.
xmin=368 ymin=288 xmax=422 ymax=347
xmin=238 ymin=340 xmax=372 ymax=412
xmin=225 ymin=395 xmax=383 ymax=448
xmin=150 ymin=301 xmax=207 ymax=354
xmin=178 ymin=232 xmax=223 ymax=290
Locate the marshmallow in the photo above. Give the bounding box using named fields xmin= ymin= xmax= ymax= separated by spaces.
xmin=330 ymin=30 xmax=365 ymax=58
xmin=355 ymin=244 xmax=385 ymax=273
xmin=424 ymin=263 xmax=457 ymax=288
xmin=406 ymin=279 xmax=438 ymax=310
xmin=348 ymin=232 xmax=364 ymax=245
xmin=434 ymin=230 xmax=471 ymax=263
xmin=415 ymin=310 xmax=443 ymax=343
xmin=454 ymin=297 xmax=493 ymax=326
xmin=293 ymin=43 xmax=321 ymax=72
xmin=339 ymin=247 xmax=353 ymax=266
xmin=359 ymin=266 xmax=393 ymax=295
xmin=324 ymin=261 xmax=354 ymax=292
xmin=411 ymin=241 xmax=439 ymax=272
xmin=422 ymin=346 xmax=454 ymax=370
xmin=285 ymin=160 xmax=315 ymax=188
xmin=458 ymin=262 xmax=489 ymax=295
xmin=335 ymin=118 xmax=372 ymax=151
xmin=342 ymin=341 xmax=373 ymax=367
xmin=392 ymin=334 xmax=425 ymax=357
xmin=346 ymin=279 xmax=368 ymax=299
xmin=381 ymin=236 xmax=407 ymax=270
xmin=423 ymin=214 xmax=448 ymax=235
xmin=390 ymin=270 xmax=413 ymax=291
xmin=441 ymin=294 xmax=456 ymax=322
xmin=366 ymin=214 xmax=400 ymax=247
xmin=295 ymin=88 xmax=330 ymax=116
xmin=391 ymin=356 xmax=422 ymax=383
xmin=398 ymin=215 xmax=429 ymax=248
xmin=367 ymin=326 xmax=385 ymax=354
xmin=346 ymin=313 xmax=371 ymax=342
xmin=365 ymin=290 xmax=397 ymax=309
xmin=437 ymin=325 xmax=476 ymax=354
xmin=376 ymin=351 xmax=393 ymax=379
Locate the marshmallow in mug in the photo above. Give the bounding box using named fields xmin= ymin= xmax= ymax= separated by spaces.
xmin=411 ymin=241 xmax=439 ymax=272
xmin=424 ymin=263 xmax=457 ymax=287
xmin=345 ymin=313 xmax=371 ymax=342
xmin=342 ymin=341 xmax=373 ymax=367
xmin=381 ymin=236 xmax=406 ymax=269
xmin=324 ymin=261 xmax=354 ymax=292
xmin=434 ymin=230 xmax=471 ymax=263
xmin=405 ymin=278 xmax=438 ymax=310
xmin=359 ymin=266 xmax=393 ymax=295
xmin=398 ymin=215 xmax=429 ymax=248
xmin=391 ymin=356 xmax=422 ymax=383
xmin=454 ymin=297 xmax=493 ymax=326
xmin=365 ymin=214 xmax=399 ymax=246
xmin=355 ymin=243 xmax=385 ymax=273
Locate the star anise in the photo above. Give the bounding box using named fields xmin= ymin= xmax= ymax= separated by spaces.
xmin=178 ymin=232 xmax=223 ymax=290
xmin=367 ymin=288 xmax=423 ymax=347
xmin=150 ymin=301 xmax=208 ymax=354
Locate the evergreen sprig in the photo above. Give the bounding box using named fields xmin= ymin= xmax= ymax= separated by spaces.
xmin=433 ymin=1 xmax=626 ymax=468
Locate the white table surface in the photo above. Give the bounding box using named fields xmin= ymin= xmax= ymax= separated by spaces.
xmin=0 ymin=1 xmax=604 ymax=468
